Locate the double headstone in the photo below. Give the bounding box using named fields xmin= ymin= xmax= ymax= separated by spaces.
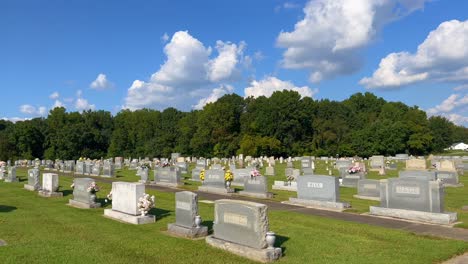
xmin=341 ymin=172 xmax=366 ymax=187
xmin=370 ymin=178 xmax=457 ymax=225
xmin=75 ymin=161 xmax=84 ymax=174
xmin=103 ymin=182 xmax=155 ymax=224
xmin=399 ymin=170 xmax=436 ymax=181
xmin=69 ymin=178 xmax=101 ymax=208
xmin=206 ymin=199 xmax=282 ymax=263
xmin=370 ymin=156 xmax=385 ymax=169
xmin=231 ymin=168 xmax=250 ymax=186
xmin=24 ymin=167 xmax=40 ymax=191
xmin=405 ymin=159 xmax=427 ymax=170
xmin=198 ymin=169 xmax=233 ymax=194
xmin=289 ymin=175 xmax=350 ymax=211
xmin=167 ymin=191 xmax=208 ymax=238
xmin=38 ymin=173 xmax=63 ymax=197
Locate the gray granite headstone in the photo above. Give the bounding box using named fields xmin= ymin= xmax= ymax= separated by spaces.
xmin=191 ymin=168 xmax=201 ymax=181
xmin=242 ymin=176 xmax=269 ymax=195
xmin=202 ymin=169 xmax=225 ymax=188
xmin=175 ymin=191 xmax=198 ymax=228
xmin=75 ymin=161 xmax=84 ymax=174
xmin=5 ymin=167 xmax=17 ymax=182
xmin=232 ymin=168 xmax=250 ymax=186
xmin=342 ymin=172 xmax=365 ymax=187
xmin=380 ymin=178 xmax=442 ymax=213
xmin=296 ymin=175 xmax=340 ymax=202
xmin=356 ymin=179 xmax=380 ymax=199
xmin=436 ymin=171 xmax=459 ymax=186
xmin=265 ymin=166 xmax=275 ymax=176
xmin=70 ymin=178 xmax=101 ymax=208
xmin=25 ymin=168 xmax=40 ymax=190
xmin=302 ymin=168 xmax=314 ymax=175
xmin=212 ymin=199 xmax=269 ymax=249
xmin=399 ymin=170 xmax=436 ymax=181
xmin=154 ymin=167 xmax=181 ymax=186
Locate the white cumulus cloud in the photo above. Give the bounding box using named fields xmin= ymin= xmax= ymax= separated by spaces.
xmin=426 ymin=93 xmax=468 ymax=126
xmin=277 ymin=0 xmax=427 ymax=83
xmin=244 ymin=77 xmax=318 ymax=99
xmin=193 ymin=84 xmax=234 ymax=110
xmin=90 ymin=73 xmax=113 ymax=90
xmin=49 ymin=91 xmax=60 ymax=100
xmin=75 ymin=90 xmax=95 ymax=111
xmin=20 ymin=104 xmax=47 ymax=116
xmin=361 ymin=20 xmax=468 ymax=89
xmin=124 ymin=31 xmax=246 ymax=110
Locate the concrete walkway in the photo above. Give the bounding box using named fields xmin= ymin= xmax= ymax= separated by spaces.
xmin=71 ymin=174 xmax=468 ymax=242
xmin=442 ymin=253 xmax=468 ymax=264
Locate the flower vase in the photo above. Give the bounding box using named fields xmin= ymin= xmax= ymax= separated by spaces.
xmin=141 ymin=211 xmax=147 ymax=217
xmin=226 ymin=181 xmax=231 ymax=189
xmin=195 ymin=215 xmax=202 ymax=228
xmin=90 ymin=193 xmax=96 ymax=203
xmin=266 ymin=231 xmax=276 ymax=249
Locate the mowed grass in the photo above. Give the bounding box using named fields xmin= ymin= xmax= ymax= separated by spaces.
xmin=1 ymin=169 xmax=468 ymax=264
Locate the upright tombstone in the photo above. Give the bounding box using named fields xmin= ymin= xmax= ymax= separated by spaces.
xmin=406 ymin=159 xmax=427 ymax=170
xmin=231 ymin=168 xmax=250 ymax=186
xmin=171 ymin=152 xmax=180 ymax=161
xmin=0 ymin=166 xmax=5 ymax=180
xmin=239 ymin=176 xmax=273 ymax=199
xmin=104 ymin=182 xmax=155 ymax=224
xmin=206 ymin=199 xmax=282 ymax=263
xmin=167 ymin=191 xmax=208 ymax=238
xmin=191 ymin=168 xmax=201 ymax=181
xmin=354 ymin=179 xmax=380 ymax=201
xmin=153 ymin=167 xmax=182 ymax=187
xmin=84 ymin=162 xmax=94 ymax=175
xmin=302 ymin=167 xmax=314 ymax=176
xmin=436 ymin=171 xmax=461 ymax=187
xmin=91 ymin=163 xmax=101 ymax=176
xmin=370 ymin=178 xmax=457 ymax=225
xmin=439 ymin=160 xmax=457 ymax=172
xmin=38 ymin=173 xmax=63 ymax=197
xmin=75 ymin=161 xmax=84 ymax=175
xmin=370 ymin=156 xmax=385 ymax=170
xmin=5 ymin=166 xmax=18 ymax=183
xmin=102 ymin=161 xmax=115 ymax=178
xmin=341 ymin=172 xmax=366 ymax=187
xmin=399 ymin=170 xmax=436 ymax=181
xmin=176 ymin=162 xmax=188 ymax=174
xmin=138 ymin=167 xmax=149 ymax=183
xmin=114 ymin=157 xmax=123 ymax=169
xmin=301 ymin=157 xmax=311 ymax=169
xmin=288 ymin=175 xmax=350 ymax=211
xmin=198 ymin=169 xmax=234 ymax=195
xmin=265 ymin=166 xmax=275 ymax=176
xmin=24 ymin=167 xmax=40 ymax=191
xmin=68 ymin=178 xmax=101 ymax=208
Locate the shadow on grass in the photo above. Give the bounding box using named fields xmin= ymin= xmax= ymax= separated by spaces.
xmin=96 ymin=197 xmax=112 ymax=208
xmin=151 ymin=207 xmax=172 ymax=220
xmin=61 ymin=189 xmax=73 ymax=197
xmin=202 ymin=220 xmax=214 ymax=235
xmin=0 ymin=205 xmax=17 ymax=213
xmin=275 ymin=234 xmax=289 ymax=255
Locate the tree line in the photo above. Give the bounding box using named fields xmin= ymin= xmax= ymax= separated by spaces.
xmin=1 ymin=91 xmax=467 ymax=161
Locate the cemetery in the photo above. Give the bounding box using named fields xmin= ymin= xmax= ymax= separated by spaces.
xmin=1 ymin=155 xmax=468 ymax=263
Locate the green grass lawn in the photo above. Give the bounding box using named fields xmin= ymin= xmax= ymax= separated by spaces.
xmin=1 ymin=170 xmax=468 ymax=264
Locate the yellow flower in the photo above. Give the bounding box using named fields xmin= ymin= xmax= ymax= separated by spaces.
xmin=224 ymin=170 xmax=234 ymax=182
xmin=200 ymin=169 xmax=205 ymax=181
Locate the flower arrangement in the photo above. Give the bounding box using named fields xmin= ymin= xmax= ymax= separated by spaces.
xmin=105 ymin=191 xmax=112 ymax=203
xmin=250 ymin=168 xmax=261 ymax=178
xmin=286 ymin=174 xmax=295 ymax=182
xmin=70 ymin=183 xmax=75 ymax=189
xmin=162 ymin=162 xmax=170 ymax=168
xmin=87 ymin=181 xmax=100 ymax=193
xmin=140 ymin=162 xmax=151 ymax=170
xmin=137 ymin=193 xmax=155 ymax=216
xmin=347 ymin=166 xmax=362 ymax=174
xmin=251 ymin=160 xmax=262 ymax=169
xmin=199 ymin=169 xmax=205 ymax=181
xmin=224 ymin=170 xmax=234 ymax=182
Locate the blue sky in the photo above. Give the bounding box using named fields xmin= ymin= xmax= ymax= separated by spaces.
xmin=2 ymin=0 xmax=468 ymax=125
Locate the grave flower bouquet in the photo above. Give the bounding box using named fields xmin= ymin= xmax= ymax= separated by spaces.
xmin=224 ymin=170 xmax=234 ymax=182
xmin=250 ymin=168 xmax=261 ymax=178
xmin=137 ymin=193 xmax=155 ymax=216
xmin=199 ymin=169 xmax=205 ymax=181
xmin=140 ymin=162 xmax=151 ymax=170
xmin=87 ymin=181 xmax=100 ymax=193
xmin=286 ymin=174 xmax=295 ymax=182
xmin=347 ymin=166 xmax=361 ymax=174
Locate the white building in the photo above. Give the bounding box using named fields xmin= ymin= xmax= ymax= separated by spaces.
xmin=447 ymin=142 xmax=468 ymax=151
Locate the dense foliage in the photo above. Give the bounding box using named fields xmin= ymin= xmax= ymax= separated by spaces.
xmin=1 ymin=92 xmax=467 ymax=160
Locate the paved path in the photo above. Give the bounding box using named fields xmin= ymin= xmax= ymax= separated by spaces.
xmin=442 ymin=253 xmax=468 ymax=264
xmin=70 ymin=173 xmax=468 ymax=242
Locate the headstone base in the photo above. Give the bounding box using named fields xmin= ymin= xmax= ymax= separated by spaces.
xmin=68 ymin=199 xmax=101 ymax=209
xmin=369 ymin=206 xmax=457 ymax=225
xmin=38 ymin=191 xmax=63 ymax=198
xmin=23 ymin=184 xmax=39 ymax=191
xmin=238 ymin=191 xmax=273 ymax=199
xmin=353 ymin=194 xmax=380 ymax=201
xmin=101 ymin=175 xmax=113 ymax=178
xmin=103 ymin=209 xmax=155 ymax=225
xmin=287 ymin=197 xmax=350 ymax=212
xmin=198 ymin=186 xmax=234 ymax=195
xmin=151 ymin=182 xmax=183 ymax=188
xmin=444 ymin=183 xmax=464 ymax=188
xmin=206 ymin=236 xmax=282 ymax=263
xmin=272 ymin=185 xmax=297 ymax=192
xmin=167 ymin=223 xmax=208 ymax=239
xmin=138 ymin=180 xmax=149 ymax=184
xmin=4 ymin=178 xmax=19 ymax=183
